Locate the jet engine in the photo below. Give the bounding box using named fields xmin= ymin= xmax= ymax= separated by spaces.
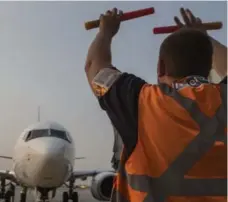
xmin=90 ymin=172 xmax=116 ymax=201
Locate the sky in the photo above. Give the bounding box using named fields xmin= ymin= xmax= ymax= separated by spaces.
xmin=0 ymin=1 xmax=226 ymax=171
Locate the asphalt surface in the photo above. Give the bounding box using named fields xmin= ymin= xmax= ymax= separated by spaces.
xmin=0 ymin=187 xmax=107 ymax=202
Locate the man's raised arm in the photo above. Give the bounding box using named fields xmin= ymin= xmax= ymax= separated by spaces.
xmin=84 ymin=8 xmax=147 ymax=155
xmin=84 ymin=8 xmax=122 ymax=95
xmin=211 ymin=38 xmax=227 ymax=78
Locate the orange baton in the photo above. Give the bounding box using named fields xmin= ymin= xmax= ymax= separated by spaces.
xmin=153 ymin=22 xmax=223 ymax=34
xmin=85 ymin=7 xmax=155 ymax=30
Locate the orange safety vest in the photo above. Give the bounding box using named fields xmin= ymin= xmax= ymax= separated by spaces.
xmin=111 ymin=81 xmax=227 ymax=202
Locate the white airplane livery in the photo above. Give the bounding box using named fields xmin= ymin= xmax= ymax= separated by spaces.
xmin=0 ymin=121 xmax=115 ymax=202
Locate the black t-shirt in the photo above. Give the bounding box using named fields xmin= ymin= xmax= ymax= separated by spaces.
xmin=220 ymin=76 xmax=227 ymax=84
xmin=98 ymin=73 xmax=146 ymax=156
xmin=99 ymin=74 xmax=227 ymax=157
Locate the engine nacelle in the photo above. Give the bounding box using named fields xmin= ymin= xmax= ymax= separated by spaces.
xmin=90 ymin=172 xmax=116 ymax=201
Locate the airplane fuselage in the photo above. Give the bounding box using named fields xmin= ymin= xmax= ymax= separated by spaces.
xmin=0 ymin=121 xmax=116 ymax=202
xmin=13 ymin=122 xmax=75 ymax=188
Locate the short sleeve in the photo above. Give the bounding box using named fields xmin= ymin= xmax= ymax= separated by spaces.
xmin=98 ymin=72 xmax=146 ymax=155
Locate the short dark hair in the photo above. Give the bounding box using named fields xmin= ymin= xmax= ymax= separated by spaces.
xmin=159 ymin=28 xmax=213 ymax=78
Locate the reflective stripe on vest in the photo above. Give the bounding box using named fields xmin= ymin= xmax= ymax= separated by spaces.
xmin=115 ymin=83 xmax=227 ymax=202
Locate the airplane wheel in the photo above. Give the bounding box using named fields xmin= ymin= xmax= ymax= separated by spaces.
xmin=20 ymin=193 xmax=26 ymax=202
xmin=4 ymin=197 xmax=10 ymax=202
xmin=62 ymin=192 xmax=69 ymax=202
xmin=72 ymin=192 xmax=78 ymax=202
xmin=5 ymin=190 xmax=13 ymax=202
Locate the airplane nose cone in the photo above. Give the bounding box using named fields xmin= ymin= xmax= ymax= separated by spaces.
xmin=27 ymin=137 xmax=70 ymax=187
xmin=29 ymin=137 xmax=65 ymax=157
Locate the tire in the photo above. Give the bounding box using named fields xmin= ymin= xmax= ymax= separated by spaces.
xmin=5 ymin=190 xmax=12 ymax=202
xmin=62 ymin=192 xmax=68 ymax=202
xmin=4 ymin=197 xmax=10 ymax=202
xmin=71 ymin=192 xmax=78 ymax=202
xmin=20 ymin=193 xmax=26 ymax=202
xmin=4 ymin=196 xmax=10 ymax=202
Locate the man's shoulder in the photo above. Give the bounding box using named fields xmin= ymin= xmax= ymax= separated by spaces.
xmin=92 ymin=68 xmax=123 ymax=97
xmin=93 ymin=68 xmax=147 ymax=99
xmin=138 ymin=83 xmax=161 ymax=94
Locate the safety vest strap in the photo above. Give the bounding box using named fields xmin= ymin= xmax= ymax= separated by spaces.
xmin=126 ymin=174 xmax=227 ymax=196
xmin=157 ymin=84 xmax=227 ymax=196
xmin=220 ymin=83 xmax=227 ymax=112
xmin=121 ymin=83 xmax=227 ymax=201
xmin=217 ymin=83 xmax=227 ymax=143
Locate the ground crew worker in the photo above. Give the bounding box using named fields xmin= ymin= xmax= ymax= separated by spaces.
xmin=85 ymin=7 xmax=227 ymax=202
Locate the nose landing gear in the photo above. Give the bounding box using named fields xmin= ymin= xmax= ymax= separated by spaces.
xmin=20 ymin=187 xmax=27 ymax=202
xmin=62 ymin=178 xmax=78 ymax=202
xmin=36 ymin=187 xmax=55 ymax=202
xmin=71 ymin=192 xmax=78 ymax=202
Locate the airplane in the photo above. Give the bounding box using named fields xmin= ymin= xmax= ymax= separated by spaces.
xmin=0 ymin=121 xmax=116 ymax=202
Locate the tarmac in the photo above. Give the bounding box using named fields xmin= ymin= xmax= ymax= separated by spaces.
xmin=1 ymin=187 xmax=107 ymax=202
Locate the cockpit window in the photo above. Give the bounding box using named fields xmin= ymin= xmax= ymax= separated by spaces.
xmin=25 ymin=130 xmax=49 ymax=142
xmin=25 ymin=129 xmax=71 ymax=143
xmin=66 ymin=132 xmax=72 ymax=143
xmin=50 ymin=129 xmax=71 ymax=143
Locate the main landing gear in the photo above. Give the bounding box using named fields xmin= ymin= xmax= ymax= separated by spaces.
xmin=62 ymin=178 xmax=78 ymax=202
xmin=0 ymin=179 xmax=15 ymax=202
xmin=19 ymin=187 xmax=27 ymax=202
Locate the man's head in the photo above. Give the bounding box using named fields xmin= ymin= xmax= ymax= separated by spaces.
xmin=157 ymin=28 xmax=213 ymax=81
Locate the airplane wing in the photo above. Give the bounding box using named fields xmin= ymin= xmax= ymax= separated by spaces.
xmin=74 ymin=157 xmax=86 ymax=160
xmin=0 ymin=170 xmax=18 ymax=184
xmin=0 ymin=156 xmax=13 ymax=160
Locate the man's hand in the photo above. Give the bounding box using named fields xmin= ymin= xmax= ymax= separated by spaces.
xmin=174 ymin=8 xmax=207 ymax=34
xmin=99 ymin=8 xmax=123 ymax=39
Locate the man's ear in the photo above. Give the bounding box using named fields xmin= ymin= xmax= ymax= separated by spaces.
xmin=157 ymin=59 xmax=166 ymax=77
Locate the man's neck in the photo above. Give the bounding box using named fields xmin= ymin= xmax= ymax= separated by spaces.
xmin=158 ymin=76 xmax=178 ymax=86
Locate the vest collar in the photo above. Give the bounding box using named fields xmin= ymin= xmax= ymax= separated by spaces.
xmin=172 ymin=76 xmax=209 ymax=89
